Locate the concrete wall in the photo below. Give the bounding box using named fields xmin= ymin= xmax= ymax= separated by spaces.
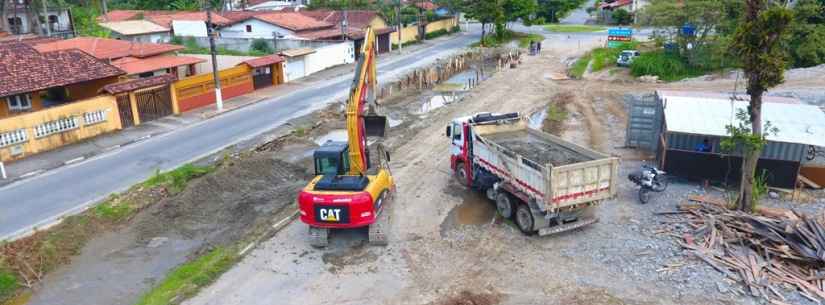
xmin=390 ymin=18 xmax=457 ymax=45
xmin=174 ymin=65 xmax=255 ymax=112
xmin=185 ymin=36 xmax=338 ymax=53
xmin=219 ymin=19 xmax=297 ymax=39
xmin=111 ymin=32 xmax=171 ymax=44
xmin=189 ymin=54 xmax=260 ymax=74
xmin=304 ymin=41 xmax=355 ymax=75
xmin=0 ymin=95 xmax=121 ymax=161
xmin=425 ymin=18 xmax=457 ymax=34
xmin=390 ymin=25 xmax=420 ymax=45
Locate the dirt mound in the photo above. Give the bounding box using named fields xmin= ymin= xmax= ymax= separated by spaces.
xmin=134 ymin=154 xmax=311 ymax=246
xmin=433 ymin=291 xmax=501 ymax=305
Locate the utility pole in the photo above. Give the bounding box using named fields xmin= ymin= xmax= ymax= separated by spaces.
xmin=206 ymin=7 xmax=223 ymax=112
xmin=341 ymin=10 xmax=348 ymax=40
xmin=395 ymin=0 xmax=401 ymax=52
xmin=40 ymin=0 xmax=50 ymax=36
xmin=101 ymin=0 xmax=108 ymax=17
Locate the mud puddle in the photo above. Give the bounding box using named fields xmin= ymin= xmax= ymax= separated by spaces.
xmin=313 ymin=129 xmax=348 ymax=145
xmin=420 ymin=95 xmax=462 ymax=113
xmin=528 ymin=108 xmax=547 ymax=129
xmin=440 ymin=185 xmax=496 ymax=236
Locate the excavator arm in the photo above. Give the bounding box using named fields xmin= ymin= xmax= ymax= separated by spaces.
xmin=346 ymin=27 xmax=385 ymax=176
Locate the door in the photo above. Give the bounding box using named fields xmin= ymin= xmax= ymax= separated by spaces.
xmin=116 ymin=94 xmax=134 ymax=128
xmin=134 ymin=86 xmax=173 ymax=123
xmin=286 ymin=57 xmax=306 ymax=82
xmin=377 ymin=33 xmax=390 ymax=54
xmin=252 ymin=66 xmax=273 ymax=89
xmin=625 ymin=94 xmax=662 ymax=152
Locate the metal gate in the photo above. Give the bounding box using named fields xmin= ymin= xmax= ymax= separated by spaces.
xmin=116 ymin=94 xmax=135 ymax=128
xmin=625 ymin=93 xmax=663 ymax=152
xmin=252 ymin=67 xmax=273 ymax=89
xmin=135 ymin=86 xmax=173 ymax=123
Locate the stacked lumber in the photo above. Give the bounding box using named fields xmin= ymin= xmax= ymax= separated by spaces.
xmin=673 ymin=201 xmax=825 ymax=303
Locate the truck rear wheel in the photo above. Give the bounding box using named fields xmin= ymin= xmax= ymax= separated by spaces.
xmin=495 ymin=192 xmax=514 ymax=219
xmin=515 ymin=204 xmax=535 ymax=235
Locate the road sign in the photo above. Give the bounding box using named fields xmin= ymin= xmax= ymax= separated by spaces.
xmin=607 ymin=28 xmax=633 ymax=48
xmin=608 ymin=28 xmax=633 ymax=37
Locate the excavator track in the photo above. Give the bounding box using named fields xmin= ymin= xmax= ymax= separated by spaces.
xmin=308 ymin=226 xmax=329 ymax=248
xmin=368 ymin=197 xmax=390 ymax=246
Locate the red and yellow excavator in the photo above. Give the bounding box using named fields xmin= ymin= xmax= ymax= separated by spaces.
xmin=297 ymin=27 xmax=395 ymax=247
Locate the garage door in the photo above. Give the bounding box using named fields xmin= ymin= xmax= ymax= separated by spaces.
xmin=286 ymin=57 xmax=306 ymax=82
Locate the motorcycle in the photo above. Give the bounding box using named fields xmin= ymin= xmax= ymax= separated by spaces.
xmin=628 ymin=164 xmax=668 ymax=204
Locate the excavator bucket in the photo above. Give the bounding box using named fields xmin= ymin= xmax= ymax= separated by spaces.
xmin=364 ymin=115 xmax=387 ymax=137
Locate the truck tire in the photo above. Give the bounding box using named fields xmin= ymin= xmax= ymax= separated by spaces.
xmin=455 ymin=162 xmax=469 ymax=187
xmin=495 ymin=192 xmax=514 ymax=219
xmin=515 ymin=204 xmax=535 ymax=235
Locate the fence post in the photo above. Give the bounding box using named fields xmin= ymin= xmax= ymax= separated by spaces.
xmin=0 ymin=161 xmax=6 ymax=180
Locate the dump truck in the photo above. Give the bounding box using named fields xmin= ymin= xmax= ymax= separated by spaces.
xmin=447 ymin=112 xmax=619 ymax=235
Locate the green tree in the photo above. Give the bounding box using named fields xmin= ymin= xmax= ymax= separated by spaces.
xmin=728 ymin=0 xmax=792 ymax=212
xmin=788 ymin=0 xmax=825 ymax=67
xmin=464 ymin=0 xmax=503 ymax=45
xmin=639 ymin=0 xmax=727 ymax=54
xmin=537 ymin=0 xmax=587 ymax=23
xmin=611 ymin=8 xmax=632 ymax=25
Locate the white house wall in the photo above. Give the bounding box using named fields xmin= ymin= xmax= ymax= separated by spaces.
xmin=5 ymin=9 xmax=71 ymax=34
xmin=304 ymin=41 xmax=355 ymax=75
xmin=219 ymin=19 xmax=297 ymax=39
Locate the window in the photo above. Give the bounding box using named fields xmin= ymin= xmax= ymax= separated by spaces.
xmin=246 ymin=25 xmax=252 ymax=32
xmin=6 ymin=94 xmax=32 ymax=112
xmin=48 ymin=15 xmax=59 ymax=31
xmin=0 ymin=129 xmax=27 ymax=148
xmin=316 ymin=157 xmax=339 ymax=175
xmin=84 ymin=109 xmax=108 ymax=125
xmin=35 ymin=117 xmax=78 ymax=138
xmin=7 ymin=17 xmax=22 ymax=34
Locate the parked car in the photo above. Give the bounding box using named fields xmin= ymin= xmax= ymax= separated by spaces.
xmin=617 ymin=50 xmax=641 ymax=67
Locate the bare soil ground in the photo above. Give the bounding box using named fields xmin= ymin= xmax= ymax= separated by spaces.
xmin=183 ymin=35 xmax=825 ymax=305
xmin=19 ymin=35 xmax=825 ymax=305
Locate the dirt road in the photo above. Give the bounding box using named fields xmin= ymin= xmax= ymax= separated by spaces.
xmin=184 ymin=35 xmax=825 ymax=305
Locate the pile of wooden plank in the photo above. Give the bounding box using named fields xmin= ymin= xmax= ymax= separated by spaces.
xmin=671 ymin=199 xmax=825 ymax=303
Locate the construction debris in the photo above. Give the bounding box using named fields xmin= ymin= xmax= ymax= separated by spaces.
xmin=665 ymin=199 xmax=825 ymax=303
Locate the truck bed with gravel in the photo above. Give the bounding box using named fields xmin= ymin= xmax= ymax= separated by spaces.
xmin=449 ymin=113 xmax=619 ymax=236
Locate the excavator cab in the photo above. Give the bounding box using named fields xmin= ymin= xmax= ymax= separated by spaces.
xmin=312 ymin=141 xmax=371 ymax=191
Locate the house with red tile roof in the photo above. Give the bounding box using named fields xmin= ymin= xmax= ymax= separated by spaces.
xmin=0 ymin=43 xmax=124 ymax=119
xmin=245 ymin=0 xmax=310 ymax=11
xmin=218 ymin=11 xmax=335 ymax=39
xmin=296 ymin=10 xmax=394 ymax=55
xmin=33 ymin=37 xmax=205 ymax=79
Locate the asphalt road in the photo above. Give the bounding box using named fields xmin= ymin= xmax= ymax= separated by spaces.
xmin=0 ymin=28 xmax=482 ymax=240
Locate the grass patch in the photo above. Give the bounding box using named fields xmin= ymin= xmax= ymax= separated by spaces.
xmin=543 ymin=92 xmax=573 ymax=135
xmin=136 ymin=247 xmax=238 ymax=305
xmin=545 ymin=24 xmax=606 ymax=33
xmin=471 ymin=30 xmax=542 ymax=48
xmin=590 ymin=42 xmax=640 ymax=72
xmin=171 ymin=36 xmax=269 ymax=57
xmin=0 ymin=162 xmax=208 ymax=303
xmin=144 ymin=164 xmax=214 ymax=194
xmin=93 ymin=197 xmax=133 ymax=222
xmin=0 ymin=269 xmax=18 ymax=301
xmin=518 ymin=33 xmax=545 ymax=48
xmin=569 ymin=52 xmax=592 ymax=79
xmin=629 ymin=51 xmax=704 ymax=81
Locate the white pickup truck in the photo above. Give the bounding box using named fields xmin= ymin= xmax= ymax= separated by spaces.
xmin=447 ymin=113 xmax=619 ymax=235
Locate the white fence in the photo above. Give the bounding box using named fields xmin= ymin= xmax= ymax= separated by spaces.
xmin=304 ymin=41 xmax=355 ymax=76
xmin=189 ymin=54 xmax=260 ymax=74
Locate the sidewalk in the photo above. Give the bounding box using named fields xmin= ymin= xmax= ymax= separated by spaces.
xmin=0 ymin=30 xmax=472 ymax=187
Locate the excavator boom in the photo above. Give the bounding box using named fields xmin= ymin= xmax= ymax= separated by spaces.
xmin=346 ymin=27 xmax=386 ymax=175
